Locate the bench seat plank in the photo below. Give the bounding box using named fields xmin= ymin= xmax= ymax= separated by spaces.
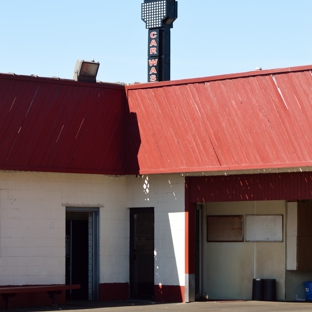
xmin=0 ymin=284 xmax=80 ymax=310
xmin=0 ymin=284 xmax=80 ymax=294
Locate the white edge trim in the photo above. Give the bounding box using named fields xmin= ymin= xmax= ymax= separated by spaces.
xmin=62 ymin=203 xmax=104 ymax=207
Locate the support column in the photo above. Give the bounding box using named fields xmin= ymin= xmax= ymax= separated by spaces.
xmin=185 ymin=177 xmax=196 ymax=302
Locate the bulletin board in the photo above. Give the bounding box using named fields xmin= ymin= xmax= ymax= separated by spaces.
xmin=245 ymin=215 xmax=283 ymax=242
xmin=207 ymin=215 xmax=244 ymax=242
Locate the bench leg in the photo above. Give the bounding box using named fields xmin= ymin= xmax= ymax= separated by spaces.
xmin=1 ymin=293 xmax=16 ymax=311
xmin=47 ymin=290 xmax=62 ymax=308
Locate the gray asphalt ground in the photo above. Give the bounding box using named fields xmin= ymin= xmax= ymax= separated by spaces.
xmin=9 ymin=300 xmax=312 ymax=312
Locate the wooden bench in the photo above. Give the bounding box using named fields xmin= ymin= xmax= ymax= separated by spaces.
xmin=0 ymin=284 xmax=80 ymax=310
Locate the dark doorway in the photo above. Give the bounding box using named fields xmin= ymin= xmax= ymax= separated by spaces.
xmin=130 ymin=208 xmax=154 ymax=299
xmin=195 ymin=206 xmax=202 ymax=299
xmin=66 ymin=208 xmax=99 ymax=301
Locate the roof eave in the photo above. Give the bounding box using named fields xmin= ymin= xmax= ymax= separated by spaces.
xmin=126 ymin=64 xmax=312 ymax=90
xmin=133 ymin=163 xmax=312 ymax=177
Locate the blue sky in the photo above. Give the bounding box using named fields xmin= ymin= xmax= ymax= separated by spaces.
xmin=1 ymin=0 xmax=311 ymax=83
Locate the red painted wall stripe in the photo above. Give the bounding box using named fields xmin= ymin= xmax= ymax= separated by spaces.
xmin=154 ymin=285 xmax=185 ymax=302
xmin=99 ymin=283 xmax=129 ymax=301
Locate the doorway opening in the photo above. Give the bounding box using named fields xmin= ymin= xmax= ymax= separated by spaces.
xmin=195 ymin=205 xmax=203 ymax=300
xmin=129 ymin=208 xmax=154 ymax=299
xmin=66 ymin=208 xmax=99 ymax=301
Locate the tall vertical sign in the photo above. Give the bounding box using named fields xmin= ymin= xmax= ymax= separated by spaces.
xmin=148 ymin=29 xmax=160 ymax=82
xmin=141 ymin=0 xmax=178 ymax=82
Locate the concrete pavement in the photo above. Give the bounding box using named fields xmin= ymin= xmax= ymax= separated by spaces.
xmin=12 ymin=300 xmax=312 ymax=312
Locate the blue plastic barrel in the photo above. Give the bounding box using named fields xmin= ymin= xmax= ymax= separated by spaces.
xmin=304 ymin=281 xmax=312 ymax=301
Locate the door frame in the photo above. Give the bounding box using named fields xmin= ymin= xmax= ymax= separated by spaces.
xmin=195 ymin=204 xmax=204 ymax=299
xmin=66 ymin=207 xmax=100 ymax=300
xmin=129 ymin=207 xmax=155 ymax=299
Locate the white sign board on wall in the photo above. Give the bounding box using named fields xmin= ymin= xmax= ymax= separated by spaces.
xmin=246 ymin=215 xmax=283 ymax=242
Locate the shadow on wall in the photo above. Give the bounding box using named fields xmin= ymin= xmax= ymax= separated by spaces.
xmin=285 ymin=271 xmax=312 ymax=301
xmin=125 ymin=111 xmax=141 ymax=174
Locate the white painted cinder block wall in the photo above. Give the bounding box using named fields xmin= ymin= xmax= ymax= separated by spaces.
xmin=0 ymin=172 xmax=185 ymax=288
xmin=126 ymin=175 xmax=185 ymax=287
xmin=0 ymin=171 xmax=128 ymax=286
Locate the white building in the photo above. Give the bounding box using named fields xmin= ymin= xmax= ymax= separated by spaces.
xmin=1 ymin=65 xmax=312 ymax=308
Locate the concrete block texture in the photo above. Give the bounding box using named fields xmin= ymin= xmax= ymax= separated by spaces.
xmin=0 ymin=172 xmax=128 ymax=286
xmin=0 ymin=172 xmax=186 ymax=290
xmin=127 ymin=175 xmax=186 ymax=288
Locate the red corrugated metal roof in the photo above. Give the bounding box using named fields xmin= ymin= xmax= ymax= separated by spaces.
xmin=2 ymin=65 xmax=312 ymax=176
xmin=0 ymin=74 xmax=126 ymax=174
xmin=126 ymin=65 xmax=312 ymax=175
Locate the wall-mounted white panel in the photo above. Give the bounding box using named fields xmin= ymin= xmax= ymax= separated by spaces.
xmin=246 ymin=215 xmax=283 ymax=242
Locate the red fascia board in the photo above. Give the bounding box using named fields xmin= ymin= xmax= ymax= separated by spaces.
xmin=0 ymin=164 xmax=125 ymax=175
xmin=134 ymin=162 xmax=312 ymax=175
xmin=126 ymin=64 xmax=312 ymax=91
xmin=1 ymin=161 xmax=308 ymax=176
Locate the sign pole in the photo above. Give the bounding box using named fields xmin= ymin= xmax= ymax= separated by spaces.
xmin=142 ymin=0 xmax=178 ymax=82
